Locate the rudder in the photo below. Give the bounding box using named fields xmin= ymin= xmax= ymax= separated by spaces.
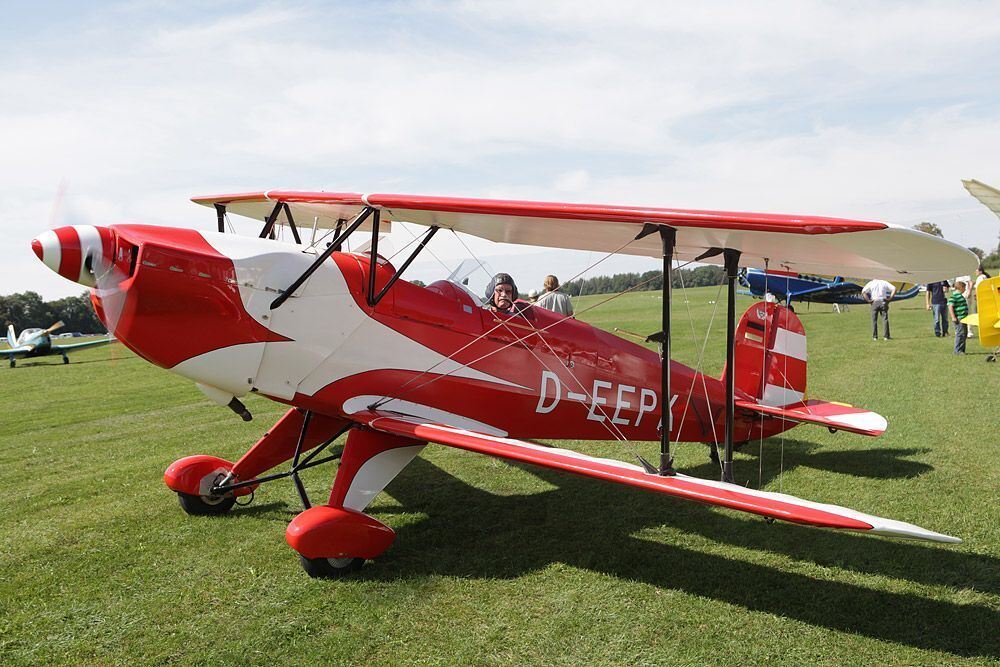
xmin=728 ymin=302 xmax=807 ymax=406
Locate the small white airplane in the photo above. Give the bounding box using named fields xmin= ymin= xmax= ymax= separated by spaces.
xmin=3 ymin=321 xmax=114 ymax=368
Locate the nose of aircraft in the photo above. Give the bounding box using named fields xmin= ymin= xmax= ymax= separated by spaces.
xmin=32 ymin=225 xmax=115 ymax=288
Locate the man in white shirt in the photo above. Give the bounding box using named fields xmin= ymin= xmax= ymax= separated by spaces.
xmin=861 ymin=279 xmax=897 ymax=340
xmin=535 ymin=275 xmax=574 ymax=316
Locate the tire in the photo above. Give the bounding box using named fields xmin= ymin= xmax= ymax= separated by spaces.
xmin=62 ymin=355 xmax=69 ymax=364
xmin=299 ymin=555 xmax=365 ymax=579
xmin=177 ymin=491 xmax=236 ymax=516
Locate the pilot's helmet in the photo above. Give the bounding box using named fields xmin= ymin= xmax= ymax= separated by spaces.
xmin=485 ymin=272 xmax=518 ymax=301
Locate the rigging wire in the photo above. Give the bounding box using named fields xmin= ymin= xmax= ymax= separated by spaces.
xmin=674 ymin=268 xmax=725 ymax=472
xmin=370 ymin=230 xmax=642 ymax=414
xmin=446 ymin=231 xmax=630 ymax=442
xmin=369 ymin=273 xmax=663 ymax=439
xmin=758 ymin=259 xmax=770 ymax=490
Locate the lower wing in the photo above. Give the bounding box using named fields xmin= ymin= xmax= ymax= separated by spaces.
xmin=736 ymin=398 xmax=887 ymax=436
xmin=353 ymin=410 xmax=957 ymax=543
xmin=2 ymin=345 xmax=33 ymax=359
xmin=52 ymin=337 xmax=116 ymax=352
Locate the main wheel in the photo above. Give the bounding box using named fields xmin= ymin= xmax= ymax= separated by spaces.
xmin=177 ymin=491 xmax=236 ymax=516
xmin=299 ymin=555 xmax=364 ymax=579
xmin=62 ymin=355 xmax=69 ymax=364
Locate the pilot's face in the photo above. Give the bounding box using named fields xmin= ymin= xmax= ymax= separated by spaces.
xmin=493 ymin=284 xmax=514 ymax=311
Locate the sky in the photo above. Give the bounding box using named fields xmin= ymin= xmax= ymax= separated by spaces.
xmin=3 ymin=0 xmax=1000 ymax=299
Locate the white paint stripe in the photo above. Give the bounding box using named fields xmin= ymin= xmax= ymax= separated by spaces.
xmin=73 ymin=225 xmax=101 ymax=287
xmin=825 ymin=411 xmax=888 ymax=432
xmin=343 ymin=445 xmax=425 ymax=511
xmin=761 ymin=384 xmax=805 ymax=407
xmin=36 ymin=230 xmax=61 ymax=273
xmin=771 ymin=328 xmax=807 ymax=361
xmin=343 ymin=396 xmax=507 ymax=436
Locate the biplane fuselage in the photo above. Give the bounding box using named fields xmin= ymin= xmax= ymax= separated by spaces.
xmin=90 ymin=223 xmax=784 ymax=445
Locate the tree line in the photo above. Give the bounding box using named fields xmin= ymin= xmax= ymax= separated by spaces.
xmin=0 ymin=292 xmax=106 ymax=335
xmin=560 ymin=265 xmax=726 ymax=296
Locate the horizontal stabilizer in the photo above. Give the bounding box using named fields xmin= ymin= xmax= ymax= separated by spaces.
xmin=736 ymin=398 xmax=887 ymax=437
xmin=354 ymin=411 xmax=957 ymax=544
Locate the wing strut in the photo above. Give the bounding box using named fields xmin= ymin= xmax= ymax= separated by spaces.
xmin=270 ymin=206 xmax=375 ymax=309
xmin=722 ymin=248 xmax=742 ymax=483
xmin=635 ymin=223 xmax=677 ymax=475
xmin=214 ymin=203 xmax=226 ymax=233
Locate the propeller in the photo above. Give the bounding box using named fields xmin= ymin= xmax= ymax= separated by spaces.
xmin=44 ymin=320 xmax=65 ymax=335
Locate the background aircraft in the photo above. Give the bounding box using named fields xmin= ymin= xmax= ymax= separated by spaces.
xmin=962 ymin=275 xmax=1000 ymax=362
xmin=3 ymin=321 xmax=114 ymax=368
xmin=739 ymin=269 xmax=920 ymax=308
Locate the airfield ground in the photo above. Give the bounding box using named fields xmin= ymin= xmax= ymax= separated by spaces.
xmin=0 ymin=287 xmax=997 ymax=665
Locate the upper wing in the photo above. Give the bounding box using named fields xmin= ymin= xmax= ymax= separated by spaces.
xmin=963 ymin=179 xmax=1000 ymax=221
xmin=354 ymin=410 xmax=957 ymax=543
xmin=51 ymin=338 xmax=115 ymax=352
xmin=193 ymin=191 xmax=977 ymax=283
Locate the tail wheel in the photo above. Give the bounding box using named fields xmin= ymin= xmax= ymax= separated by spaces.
xmin=299 ymin=555 xmax=364 ymax=579
xmin=176 ymin=491 xmax=236 ymax=516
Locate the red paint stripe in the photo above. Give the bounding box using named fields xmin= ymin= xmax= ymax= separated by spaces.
xmin=767 ymin=355 xmax=807 ymax=392
xmin=190 ymin=191 xmax=888 ymax=235
xmin=54 ymin=226 xmax=82 ymax=282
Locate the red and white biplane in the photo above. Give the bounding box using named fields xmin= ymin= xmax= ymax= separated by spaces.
xmin=31 ymin=191 xmax=976 ymax=577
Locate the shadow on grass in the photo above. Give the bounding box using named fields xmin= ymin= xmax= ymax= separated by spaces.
xmin=6 ymin=356 xmax=122 ymax=368
xmin=728 ymin=438 xmax=934 ymax=481
xmin=351 ymin=456 xmax=1000 ymax=659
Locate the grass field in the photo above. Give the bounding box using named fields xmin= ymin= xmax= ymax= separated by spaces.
xmin=1 ymin=288 xmax=997 ymax=665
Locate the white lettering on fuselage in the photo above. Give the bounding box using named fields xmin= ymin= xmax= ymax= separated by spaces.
xmin=535 ymin=370 xmax=678 ymax=429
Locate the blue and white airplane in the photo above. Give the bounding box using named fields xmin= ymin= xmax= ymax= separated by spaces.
xmin=739 ymin=269 xmax=921 ymax=308
xmin=3 ymin=321 xmax=114 ymax=368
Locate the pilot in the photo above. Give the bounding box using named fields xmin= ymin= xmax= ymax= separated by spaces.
xmin=484 ymin=272 xmax=518 ymax=313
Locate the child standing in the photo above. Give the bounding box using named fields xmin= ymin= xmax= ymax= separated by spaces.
xmin=948 ymin=280 xmax=971 ymax=354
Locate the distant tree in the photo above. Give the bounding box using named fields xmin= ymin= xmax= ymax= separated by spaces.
xmin=0 ymin=291 xmax=104 ymax=333
xmin=49 ymin=293 xmax=105 ymax=333
xmin=410 ymin=279 xmax=426 ymax=288
xmin=913 ymin=222 xmax=943 ymax=237
xmin=968 ymin=247 xmax=985 ymax=260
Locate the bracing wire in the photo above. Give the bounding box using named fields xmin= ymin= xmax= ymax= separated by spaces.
xmin=370 ymin=272 xmax=664 ymax=441
xmin=758 ymin=259 xmax=769 ymax=490
xmin=447 ymin=231 xmax=630 ymax=442
xmin=674 ymin=261 xmax=724 ymax=471
xmin=370 ymin=229 xmax=643 ymax=407
xmin=369 ymin=231 xmax=655 ymax=445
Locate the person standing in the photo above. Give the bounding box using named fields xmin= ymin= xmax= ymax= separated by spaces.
xmin=535 ymin=275 xmax=574 ymax=316
xmin=925 ymin=280 xmax=950 ymax=337
xmin=862 ymin=278 xmax=897 ymax=340
xmin=948 ymin=279 xmax=972 ymax=354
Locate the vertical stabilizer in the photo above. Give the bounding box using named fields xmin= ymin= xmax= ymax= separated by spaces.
xmin=727 ymin=302 xmax=807 ymax=406
xmin=7 ymin=324 xmax=17 ymax=347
